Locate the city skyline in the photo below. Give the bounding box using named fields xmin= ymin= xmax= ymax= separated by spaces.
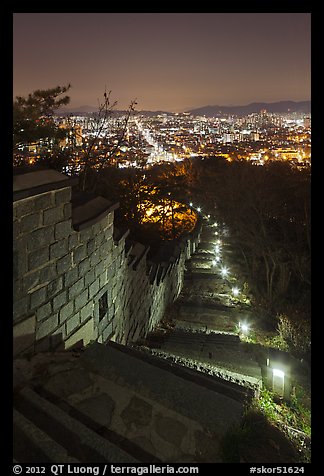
xmin=13 ymin=12 xmax=311 ymax=112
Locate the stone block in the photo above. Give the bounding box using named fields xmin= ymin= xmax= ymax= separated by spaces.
xmin=66 ymin=313 xmax=81 ymax=336
xmin=59 ymin=301 xmax=74 ymax=323
xmin=39 ymin=264 xmax=57 ymax=284
xmin=75 ymin=289 xmax=89 ymax=312
xmin=33 ymin=192 xmax=54 ymax=211
xmin=20 ymin=212 xmax=42 ymax=234
xmin=86 ymin=238 xmax=96 ymax=255
xmin=64 ymin=318 xmax=95 ymax=350
xmin=55 ymin=220 xmax=72 ymax=240
xmin=36 ymin=314 xmax=58 ymax=340
xmin=28 ymin=247 xmax=50 ymax=271
xmin=27 ymin=226 xmax=55 ymax=252
xmin=55 ymin=187 xmax=71 ymax=206
xmin=79 ymin=227 xmax=92 ymax=243
xmin=52 ymin=288 xmax=67 ymax=311
xmin=90 ymin=251 xmax=101 ymax=267
xmin=89 ymin=279 xmax=99 ymax=299
xmin=68 ymin=277 xmax=84 ymax=300
xmin=15 ymin=198 xmax=36 ymax=217
xmin=43 ymin=206 xmax=65 ymax=226
xmin=68 ymin=233 xmax=79 ymax=250
xmin=84 ymin=269 xmax=95 ymax=287
xmin=64 ymin=266 xmax=79 ymax=287
xmin=57 ymin=254 xmax=72 ymax=275
xmin=46 ymin=276 xmax=64 ymax=299
xmin=78 ymin=258 xmax=91 ymax=276
xmin=35 ymin=301 xmax=52 ymax=322
xmin=80 ymin=301 xmax=94 ymax=323
xmin=30 ymin=287 xmax=47 ymax=310
xmin=50 ymin=239 xmax=69 ymax=260
xmin=73 ymin=244 xmax=87 ymax=264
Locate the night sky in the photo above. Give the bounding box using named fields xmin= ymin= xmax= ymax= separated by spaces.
xmin=13 ymin=13 xmax=311 ymax=112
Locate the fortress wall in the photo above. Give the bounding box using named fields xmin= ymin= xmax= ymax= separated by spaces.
xmin=13 ymin=170 xmax=201 ymax=356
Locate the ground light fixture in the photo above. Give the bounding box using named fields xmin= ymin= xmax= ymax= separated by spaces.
xmin=212 ymin=256 xmax=220 ymax=265
xmin=220 ymin=266 xmax=229 ymax=278
xmin=214 ymin=244 xmax=220 ymax=253
xmin=239 ymin=322 xmax=249 ymax=333
xmin=189 ymin=202 xmax=193 ymax=207
xmin=232 ymin=287 xmax=240 ymax=297
xmin=197 ymin=207 xmax=201 ymax=212
xmin=272 ymin=368 xmax=285 ymax=379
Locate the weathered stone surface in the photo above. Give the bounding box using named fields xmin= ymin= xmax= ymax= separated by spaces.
xmin=130 ymin=436 xmax=156 ymax=457
xmin=36 ymin=314 xmax=58 ymax=340
xmin=13 ymin=315 xmax=36 ymax=356
xmin=43 ymin=368 xmax=93 ymax=398
xmin=74 ymin=393 xmax=115 ymax=428
xmin=194 ymin=429 xmax=222 ymax=463
xmin=120 ymin=396 xmax=153 ymax=428
xmin=154 ymin=414 xmax=187 ymax=447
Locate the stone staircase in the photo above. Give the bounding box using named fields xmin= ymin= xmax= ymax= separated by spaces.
xmin=13 ymin=341 xmax=255 ymax=464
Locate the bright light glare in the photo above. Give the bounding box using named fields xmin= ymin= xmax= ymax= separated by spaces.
xmin=215 ymin=245 xmax=220 ymax=253
xmin=241 ymin=323 xmax=249 ymax=333
xmin=189 ymin=202 xmax=193 ymax=207
xmin=273 ymin=368 xmax=285 ymax=379
xmin=197 ymin=207 xmax=201 ymax=212
xmin=232 ymin=287 xmax=240 ymax=297
xmin=220 ymin=266 xmax=228 ymax=278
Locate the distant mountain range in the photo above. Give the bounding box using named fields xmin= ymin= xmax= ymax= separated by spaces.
xmin=61 ymin=100 xmax=311 ymax=117
xmin=186 ymin=101 xmax=311 ymax=117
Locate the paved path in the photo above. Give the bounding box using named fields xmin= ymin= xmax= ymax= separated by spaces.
xmin=142 ymin=217 xmax=263 ymax=387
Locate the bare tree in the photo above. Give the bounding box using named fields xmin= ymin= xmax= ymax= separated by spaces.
xmin=75 ymin=89 xmax=137 ymax=191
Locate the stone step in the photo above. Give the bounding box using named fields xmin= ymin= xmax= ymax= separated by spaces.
xmin=13 ymin=408 xmax=80 ymax=463
xmin=14 ymin=386 xmax=139 ymax=463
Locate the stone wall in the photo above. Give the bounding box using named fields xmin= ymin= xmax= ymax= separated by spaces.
xmin=13 ymin=169 xmax=201 ymax=356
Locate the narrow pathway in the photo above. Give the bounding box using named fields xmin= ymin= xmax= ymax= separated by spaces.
xmin=141 ymin=217 xmax=263 ymax=388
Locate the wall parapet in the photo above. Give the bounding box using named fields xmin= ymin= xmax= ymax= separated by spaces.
xmin=13 ymin=168 xmax=201 ymax=356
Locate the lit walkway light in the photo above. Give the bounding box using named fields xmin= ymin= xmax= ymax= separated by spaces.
xmin=197 ymin=207 xmax=201 ymax=212
xmin=214 ymin=231 xmax=218 ymax=236
xmin=214 ymin=244 xmax=220 ymax=253
xmin=273 ymin=368 xmax=285 ymax=379
xmin=189 ymin=202 xmax=193 ymax=207
xmin=239 ymin=322 xmax=249 ymax=334
xmin=232 ymin=287 xmax=240 ymax=297
xmin=220 ymin=266 xmax=229 ymax=278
